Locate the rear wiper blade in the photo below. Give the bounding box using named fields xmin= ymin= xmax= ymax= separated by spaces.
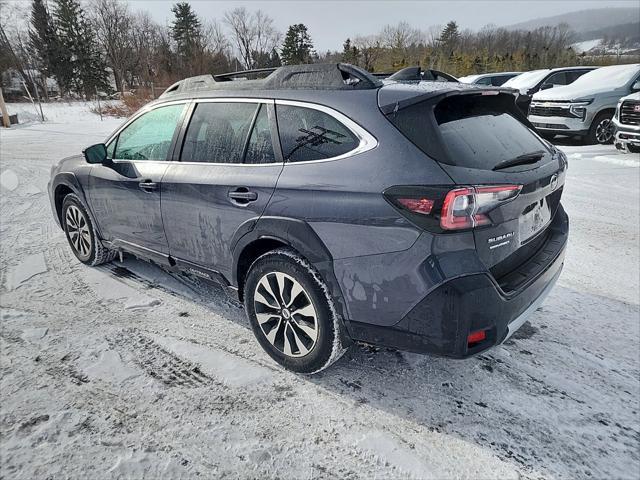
xmin=492 ymin=150 xmax=546 ymax=171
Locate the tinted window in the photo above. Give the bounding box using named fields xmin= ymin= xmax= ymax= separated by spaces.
xmin=114 ymin=104 xmax=184 ymax=160
xmin=388 ymin=94 xmax=548 ymax=170
xmin=276 ymin=105 xmax=359 ymax=162
xmin=245 ymin=105 xmax=275 ymax=164
xmin=545 ymin=72 xmax=568 ymax=86
xmin=566 ymin=70 xmax=587 ymax=83
xmin=181 ymin=102 xmax=258 ymax=163
xmin=491 ymin=76 xmax=512 ymax=86
xmin=476 ymin=77 xmax=492 ymax=85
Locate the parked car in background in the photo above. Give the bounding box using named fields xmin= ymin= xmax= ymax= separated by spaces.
xmin=613 ymin=92 xmax=640 ymax=153
xmin=48 ymin=63 xmax=568 ymax=374
xmin=458 ymin=72 xmax=521 ymax=86
xmin=529 ymin=64 xmax=640 ymax=144
xmin=502 ymin=66 xmax=597 ymax=114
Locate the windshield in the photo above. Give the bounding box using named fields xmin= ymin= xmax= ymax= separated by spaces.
xmin=568 ymin=64 xmax=640 ymax=89
xmin=503 ymin=70 xmax=549 ymax=89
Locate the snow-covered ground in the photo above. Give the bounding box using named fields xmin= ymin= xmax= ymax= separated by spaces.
xmin=1 ymin=103 xmax=639 ymax=479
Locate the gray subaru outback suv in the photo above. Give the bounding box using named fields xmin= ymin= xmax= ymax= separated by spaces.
xmin=48 ymin=63 xmax=569 ymax=373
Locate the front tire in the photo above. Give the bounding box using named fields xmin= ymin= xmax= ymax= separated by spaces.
xmin=62 ymin=194 xmax=116 ymax=266
xmin=587 ymin=112 xmax=614 ymax=145
xmin=244 ymin=248 xmax=347 ymax=374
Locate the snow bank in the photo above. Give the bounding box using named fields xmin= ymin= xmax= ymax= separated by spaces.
xmin=4 ymin=100 xmax=122 ymax=124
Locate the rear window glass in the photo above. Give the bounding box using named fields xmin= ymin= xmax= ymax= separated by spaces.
xmin=388 ymin=94 xmax=548 ymax=170
xmin=276 ymin=105 xmax=359 ymax=162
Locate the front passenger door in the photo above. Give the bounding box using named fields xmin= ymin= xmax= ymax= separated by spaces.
xmin=88 ymin=103 xmax=186 ymax=254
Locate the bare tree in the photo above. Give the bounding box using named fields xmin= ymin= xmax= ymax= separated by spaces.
xmin=0 ymin=0 xmax=38 ymax=95
xmin=381 ymin=22 xmax=422 ymax=51
xmin=353 ymin=35 xmax=382 ymax=71
xmin=203 ymin=19 xmax=229 ymax=55
xmin=90 ymin=0 xmax=135 ymax=93
xmin=224 ymin=7 xmax=280 ymax=69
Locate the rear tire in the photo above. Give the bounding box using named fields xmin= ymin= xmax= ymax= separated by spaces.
xmin=244 ymin=248 xmax=347 ymax=374
xmin=587 ymin=112 xmax=614 ymax=145
xmin=62 ymin=194 xmax=116 ymax=266
xmin=628 ymin=145 xmax=640 ymax=154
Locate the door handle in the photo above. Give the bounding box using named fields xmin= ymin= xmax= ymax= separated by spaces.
xmin=228 ymin=187 xmax=257 ymax=204
xmin=139 ymin=180 xmax=158 ymax=192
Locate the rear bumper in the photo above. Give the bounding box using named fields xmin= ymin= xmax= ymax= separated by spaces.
xmin=348 ymin=205 xmax=568 ymax=358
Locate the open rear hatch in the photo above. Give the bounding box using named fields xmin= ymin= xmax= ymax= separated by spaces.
xmin=381 ymin=87 xmax=568 ymax=290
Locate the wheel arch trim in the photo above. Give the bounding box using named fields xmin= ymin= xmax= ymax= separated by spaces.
xmin=51 ymin=173 xmax=106 ymax=239
xmin=232 ymin=217 xmax=352 ymax=326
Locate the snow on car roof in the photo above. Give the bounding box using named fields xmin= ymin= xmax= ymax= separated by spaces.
xmin=568 ymin=63 xmax=640 ymax=90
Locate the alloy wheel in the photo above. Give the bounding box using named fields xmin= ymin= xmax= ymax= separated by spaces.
xmin=65 ymin=205 xmax=92 ymax=261
xmin=253 ymin=272 xmax=318 ymax=358
xmin=595 ymin=118 xmax=614 ymax=144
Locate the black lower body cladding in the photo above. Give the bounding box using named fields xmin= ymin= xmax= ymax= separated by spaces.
xmin=349 ymin=205 xmax=569 ymax=358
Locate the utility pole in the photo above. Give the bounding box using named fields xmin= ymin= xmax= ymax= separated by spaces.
xmin=95 ymin=87 xmax=103 ymax=122
xmin=33 ymin=81 xmax=45 ymax=122
xmin=0 ymin=88 xmax=10 ymax=128
xmin=21 ymin=81 xmax=41 ymax=121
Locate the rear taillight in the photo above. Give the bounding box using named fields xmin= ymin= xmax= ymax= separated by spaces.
xmin=440 ymin=185 xmax=521 ymax=230
xmin=395 ymin=197 xmax=435 ymax=215
xmin=384 ymin=184 xmax=522 ymax=232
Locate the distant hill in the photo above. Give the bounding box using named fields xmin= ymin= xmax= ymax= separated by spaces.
xmin=576 ymin=21 xmax=640 ymax=42
xmin=506 ymin=8 xmax=639 ymax=40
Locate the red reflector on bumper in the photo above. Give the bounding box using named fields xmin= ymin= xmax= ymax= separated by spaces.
xmin=467 ymin=330 xmax=487 ymax=345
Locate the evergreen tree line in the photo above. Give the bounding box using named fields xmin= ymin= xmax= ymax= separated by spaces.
xmin=1 ymin=1 xmax=635 ymax=100
xmin=1 ymin=0 xmax=316 ymax=99
xmin=336 ymin=21 xmax=636 ymax=75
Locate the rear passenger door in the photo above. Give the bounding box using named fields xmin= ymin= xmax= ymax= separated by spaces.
xmin=160 ymin=99 xmax=283 ymax=280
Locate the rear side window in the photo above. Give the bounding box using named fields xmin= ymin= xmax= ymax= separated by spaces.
xmin=388 ymin=94 xmax=548 ymax=170
xmin=276 ymin=105 xmax=359 ymax=162
xmin=181 ymin=102 xmax=258 ymax=163
xmin=245 ymin=105 xmax=275 ymax=164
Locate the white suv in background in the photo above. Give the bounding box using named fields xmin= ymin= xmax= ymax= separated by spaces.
xmin=528 ymin=64 xmax=640 ymax=144
xmin=613 ymin=92 xmax=640 ymax=153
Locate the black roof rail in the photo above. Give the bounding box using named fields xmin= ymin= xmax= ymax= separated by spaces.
xmin=159 ymin=63 xmax=382 ymax=97
xmin=213 ymin=67 xmax=278 ymax=82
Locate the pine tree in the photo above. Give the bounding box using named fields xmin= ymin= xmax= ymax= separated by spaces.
xmin=269 ymin=48 xmax=282 ymax=67
xmin=171 ymin=2 xmax=202 ymax=72
xmin=29 ymin=0 xmax=67 ymax=95
xmin=438 ymin=21 xmax=459 ymax=55
xmin=53 ymin=0 xmax=110 ymax=97
xmin=341 ymin=38 xmax=359 ymax=64
xmin=280 ymin=24 xmax=314 ymax=65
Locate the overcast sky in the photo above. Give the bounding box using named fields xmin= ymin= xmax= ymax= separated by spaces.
xmin=128 ymin=0 xmax=638 ymax=52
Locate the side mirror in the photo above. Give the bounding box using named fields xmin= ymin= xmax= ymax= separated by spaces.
xmin=540 ymin=83 xmax=554 ymax=91
xmin=631 ymin=80 xmax=640 ymax=92
xmin=83 ymin=143 xmax=108 ymax=164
